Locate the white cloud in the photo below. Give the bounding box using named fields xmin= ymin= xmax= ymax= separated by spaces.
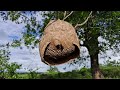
xmin=0 ymin=17 xmax=25 ymax=45
xmin=0 ymin=30 xmax=7 ymax=39
xmin=0 ymin=21 xmax=24 ymax=37
xmin=9 ymin=46 xmax=50 ymax=71
xmin=0 ymin=30 xmax=8 ymax=44
xmin=0 ymin=16 xmax=50 ymax=72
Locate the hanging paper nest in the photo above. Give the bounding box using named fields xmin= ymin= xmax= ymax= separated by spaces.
xmin=39 ymin=19 xmax=80 ymax=65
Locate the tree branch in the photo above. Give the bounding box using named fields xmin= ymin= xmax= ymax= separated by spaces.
xmin=17 ymin=11 xmax=39 ymax=24
xmin=75 ymin=11 xmax=93 ymax=28
xmin=17 ymin=11 xmax=31 ymax=21
xmin=63 ymin=11 xmax=74 ymax=20
xmin=80 ymin=44 xmax=85 ymax=47
xmin=64 ymin=11 xmax=67 ymax=18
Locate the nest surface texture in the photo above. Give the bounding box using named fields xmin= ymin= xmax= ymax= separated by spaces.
xmin=39 ymin=19 xmax=80 ymax=65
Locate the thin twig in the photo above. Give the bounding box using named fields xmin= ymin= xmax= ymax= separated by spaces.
xmin=64 ymin=11 xmax=67 ymax=18
xmin=63 ymin=11 xmax=74 ymax=20
xmin=17 ymin=11 xmax=40 ymax=24
xmin=75 ymin=11 xmax=93 ymax=28
xmin=17 ymin=11 xmax=31 ymax=21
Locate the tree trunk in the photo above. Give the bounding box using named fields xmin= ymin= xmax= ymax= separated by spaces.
xmin=83 ymin=16 xmax=104 ymax=79
xmin=90 ymin=52 xmax=104 ymax=79
xmin=84 ymin=38 xmax=104 ymax=79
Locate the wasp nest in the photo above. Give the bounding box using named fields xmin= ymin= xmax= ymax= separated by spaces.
xmin=39 ymin=19 xmax=80 ymax=65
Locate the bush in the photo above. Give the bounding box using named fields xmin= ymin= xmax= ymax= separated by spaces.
xmin=6 ymin=63 xmax=21 ymax=79
xmin=0 ymin=45 xmax=22 ymax=79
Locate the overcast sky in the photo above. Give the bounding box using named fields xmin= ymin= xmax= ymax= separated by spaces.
xmin=0 ymin=12 xmax=120 ymax=73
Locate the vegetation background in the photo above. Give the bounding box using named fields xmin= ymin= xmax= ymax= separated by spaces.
xmin=0 ymin=11 xmax=120 ymax=79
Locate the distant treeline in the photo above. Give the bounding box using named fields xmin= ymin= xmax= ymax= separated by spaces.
xmin=6 ymin=65 xmax=120 ymax=79
xmin=0 ymin=60 xmax=120 ymax=79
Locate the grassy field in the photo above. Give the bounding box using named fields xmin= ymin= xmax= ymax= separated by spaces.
xmin=3 ymin=65 xmax=119 ymax=79
xmin=1 ymin=59 xmax=120 ymax=79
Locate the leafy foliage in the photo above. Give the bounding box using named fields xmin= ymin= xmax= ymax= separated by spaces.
xmin=1 ymin=11 xmax=119 ymax=58
xmin=27 ymin=69 xmax=40 ymax=79
xmin=0 ymin=11 xmax=120 ymax=78
xmin=13 ymin=59 xmax=120 ymax=79
xmin=0 ymin=44 xmax=22 ymax=79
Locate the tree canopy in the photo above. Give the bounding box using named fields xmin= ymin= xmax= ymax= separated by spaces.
xmin=0 ymin=11 xmax=120 ymax=79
